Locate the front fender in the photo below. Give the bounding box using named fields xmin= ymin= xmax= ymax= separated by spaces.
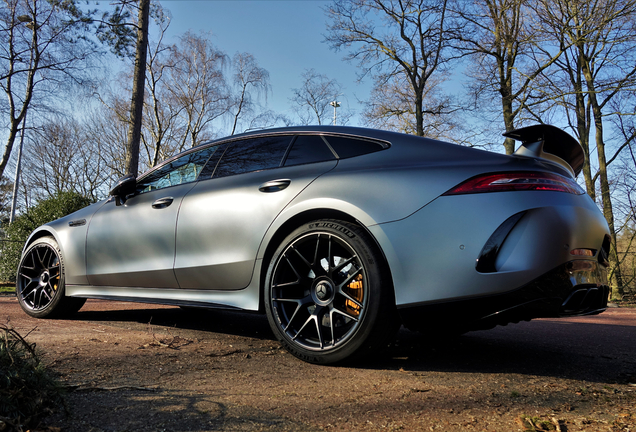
xmin=23 ymin=201 xmax=106 ymax=285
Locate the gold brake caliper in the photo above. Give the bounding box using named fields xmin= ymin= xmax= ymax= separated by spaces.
xmin=344 ymin=274 xmax=364 ymax=317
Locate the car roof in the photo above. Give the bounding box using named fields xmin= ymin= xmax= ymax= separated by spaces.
xmin=195 ymin=125 xmax=396 ymax=148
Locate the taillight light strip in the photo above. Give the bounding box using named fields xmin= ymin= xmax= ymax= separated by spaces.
xmin=443 ymin=172 xmax=585 ymax=195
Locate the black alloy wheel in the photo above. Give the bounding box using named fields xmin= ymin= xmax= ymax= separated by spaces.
xmin=16 ymin=236 xmax=85 ymax=318
xmin=265 ymin=220 xmax=399 ymax=364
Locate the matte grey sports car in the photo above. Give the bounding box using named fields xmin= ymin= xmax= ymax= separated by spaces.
xmin=16 ymin=125 xmax=610 ymax=364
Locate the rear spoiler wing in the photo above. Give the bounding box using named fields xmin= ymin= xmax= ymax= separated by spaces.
xmin=504 ymin=125 xmax=585 ymax=177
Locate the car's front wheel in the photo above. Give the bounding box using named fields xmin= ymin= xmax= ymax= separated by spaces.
xmin=264 ymin=220 xmax=399 ymax=364
xmin=16 ymin=236 xmax=86 ymax=318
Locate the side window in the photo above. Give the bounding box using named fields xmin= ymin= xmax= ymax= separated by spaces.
xmin=213 ymin=136 xmax=292 ymax=178
xmin=197 ymin=142 xmax=229 ymax=179
xmin=284 ymin=135 xmax=336 ymax=167
xmin=136 ymin=146 xmax=216 ymax=194
xmin=323 ymin=136 xmax=386 ymax=159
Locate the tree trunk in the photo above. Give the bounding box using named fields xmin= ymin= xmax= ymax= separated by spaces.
xmin=415 ymin=91 xmax=424 ymax=137
xmin=581 ymin=53 xmax=624 ymax=294
xmin=501 ymin=89 xmax=516 ymax=154
xmin=576 ymin=98 xmax=594 ymax=200
xmin=125 ymin=0 xmax=150 ymax=177
xmin=1 ymin=13 xmax=39 ymax=181
xmin=0 ymin=120 xmax=20 ymax=181
xmin=498 ymin=55 xmax=516 ymax=155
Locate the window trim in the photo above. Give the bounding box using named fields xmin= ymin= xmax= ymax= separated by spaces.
xmin=135 ymin=131 xmax=392 ymax=185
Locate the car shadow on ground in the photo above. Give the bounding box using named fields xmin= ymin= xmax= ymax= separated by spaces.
xmin=71 ymin=304 xmax=636 ymax=386
xmin=369 ymin=320 xmax=636 ymax=386
xmin=72 ymin=304 xmax=277 ymax=340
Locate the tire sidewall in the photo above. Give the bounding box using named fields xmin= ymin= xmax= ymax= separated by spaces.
xmin=264 ymin=220 xmax=389 ymax=364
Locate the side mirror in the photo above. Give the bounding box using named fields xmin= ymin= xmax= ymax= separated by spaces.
xmin=109 ymin=174 xmax=137 ymax=206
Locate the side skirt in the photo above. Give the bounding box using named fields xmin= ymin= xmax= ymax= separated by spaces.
xmin=65 ymin=282 xmax=261 ymax=312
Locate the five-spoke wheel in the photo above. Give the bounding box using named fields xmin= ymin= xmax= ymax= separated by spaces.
xmin=265 ymin=220 xmax=399 ymax=364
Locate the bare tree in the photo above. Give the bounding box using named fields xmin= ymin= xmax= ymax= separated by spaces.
xmin=95 ymin=0 xmax=191 ymax=176
xmin=451 ymin=0 xmax=568 ymax=154
xmin=325 ymin=0 xmax=455 ymax=136
xmin=140 ymin=9 xmax=181 ymax=167
xmin=609 ymin=91 xmax=636 ymax=300
xmin=21 ymin=117 xmax=109 ymax=200
xmin=165 ymin=31 xmax=231 ymax=150
xmin=229 ymin=52 xmax=270 ymax=135
xmin=363 ymin=71 xmax=456 ymax=138
xmin=0 ymin=0 xmax=94 ymax=181
xmin=95 ymin=30 xmax=237 ymax=173
xmin=84 ymin=103 xmax=129 ymax=181
xmin=536 ymin=0 xmax=636 ymax=294
xmin=290 ymin=69 xmax=350 ymax=125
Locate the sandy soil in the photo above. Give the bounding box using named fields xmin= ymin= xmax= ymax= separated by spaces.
xmin=2 ymin=295 xmax=635 ymax=432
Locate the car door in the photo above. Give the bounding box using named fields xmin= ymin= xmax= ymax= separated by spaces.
xmin=174 ymin=134 xmax=338 ymax=290
xmin=85 ymin=147 xmax=217 ymax=288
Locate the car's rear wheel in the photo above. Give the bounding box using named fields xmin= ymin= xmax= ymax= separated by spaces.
xmin=16 ymin=236 xmax=86 ymax=318
xmin=264 ymin=220 xmax=399 ymax=364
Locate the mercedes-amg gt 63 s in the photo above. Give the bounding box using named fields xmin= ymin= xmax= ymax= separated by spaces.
xmin=16 ymin=124 xmax=610 ymax=364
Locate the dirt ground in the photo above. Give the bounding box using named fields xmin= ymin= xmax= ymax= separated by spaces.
xmin=2 ymin=294 xmax=635 ymax=432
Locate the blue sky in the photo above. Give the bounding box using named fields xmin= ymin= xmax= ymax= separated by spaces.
xmin=160 ymin=0 xmax=372 ymax=126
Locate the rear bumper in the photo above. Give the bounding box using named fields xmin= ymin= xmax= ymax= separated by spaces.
xmin=398 ymin=259 xmax=609 ymax=333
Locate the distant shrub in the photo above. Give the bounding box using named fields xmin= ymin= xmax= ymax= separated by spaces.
xmin=0 ymin=191 xmax=93 ymax=282
xmin=0 ymin=324 xmax=65 ymax=430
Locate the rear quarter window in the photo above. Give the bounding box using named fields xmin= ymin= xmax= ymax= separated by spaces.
xmin=284 ymin=135 xmax=336 ymax=166
xmin=323 ymin=136 xmax=386 ymax=159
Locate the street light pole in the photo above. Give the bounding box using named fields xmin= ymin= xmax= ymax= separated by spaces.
xmin=330 ymin=101 xmax=340 ymax=126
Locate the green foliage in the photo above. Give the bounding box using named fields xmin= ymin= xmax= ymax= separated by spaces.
xmin=0 ymin=191 xmax=93 ymax=282
xmin=0 ymin=324 xmax=65 ymax=431
xmin=94 ymin=1 xmax=166 ymax=59
xmin=96 ymin=4 xmax=136 ymax=58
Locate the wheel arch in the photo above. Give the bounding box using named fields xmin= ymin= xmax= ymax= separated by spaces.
xmin=22 ymin=227 xmax=61 ymax=255
xmin=257 ymin=208 xmax=395 ymax=312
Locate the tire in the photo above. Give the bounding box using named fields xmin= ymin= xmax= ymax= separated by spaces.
xmin=264 ymin=219 xmax=400 ymax=364
xmin=16 ymin=236 xmax=86 ymax=318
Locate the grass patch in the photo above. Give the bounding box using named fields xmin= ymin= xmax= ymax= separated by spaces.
xmin=0 ymin=283 xmax=14 ymax=295
xmin=0 ymin=324 xmax=66 ymax=431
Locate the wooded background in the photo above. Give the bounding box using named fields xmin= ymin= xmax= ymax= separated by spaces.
xmin=1 ymin=0 xmax=634 ymax=300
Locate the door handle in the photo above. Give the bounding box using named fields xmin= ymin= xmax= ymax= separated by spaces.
xmin=259 ymin=179 xmax=291 ymax=193
xmin=152 ymin=197 xmax=174 ymax=209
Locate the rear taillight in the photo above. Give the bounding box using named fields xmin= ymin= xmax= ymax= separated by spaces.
xmin=443 ymin=172 xmax=585 ymax=196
